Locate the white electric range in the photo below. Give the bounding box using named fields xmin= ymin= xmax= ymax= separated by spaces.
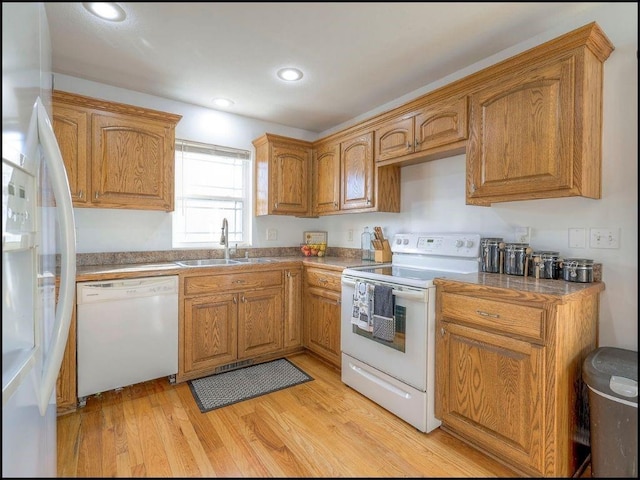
xmin=340 ymin=232 xmax=481 ymax=433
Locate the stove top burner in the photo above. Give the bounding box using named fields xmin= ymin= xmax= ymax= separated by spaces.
xmin=344 ymin=233 xmax=482 ymax=288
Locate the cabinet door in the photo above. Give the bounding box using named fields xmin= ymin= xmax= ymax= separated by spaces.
xmin=52 ymin=104 xmax=90 ymax=205
xmin=284 ymin=268 xmax=303 ymax=348
xmin=437 ymin=321 xmax=544 ymax=475
xmin=414 ymin=96 xmax=468 ymax=153
xmin=91 ymin=112 xmax=175 ymax=211
xmin=237 ymin=287 xmax=284 ymax=359
xmin=374 ymin=116 xmax=414 ymax=162
xmin=466 ymin=56 xmax=577 ymax=204
xmin=270 ymin=142 xmax=310 ymax=215
xmin=183 ymin=293 xmax=238 ymax=373
xmin=303 ymin=287 xmax=341 ymax=367
xmin=340 ymin=131 xmax=374 ymax=211
xmin=56 ymin=303 xmax=77 ymax=414
xmin=312 ymin=141 xmax=340 ymax=214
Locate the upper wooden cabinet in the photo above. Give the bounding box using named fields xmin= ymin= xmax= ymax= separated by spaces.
xmin=52 ymin=91 xmax=182 ymax=211
xmin=311 ymin=131 xmax=401 ymax=215
xmin=465 ymin=22 xmax=614 ymax=206
xmin=340 ymin=131 xmax=375 ymax=211
xmin=374 ymin=96 xmax=468 ymax=164
xmin=253 ymin=133 xmax=313 ymax=216
xmin=312 ymin=140 xmax=341 ymax=214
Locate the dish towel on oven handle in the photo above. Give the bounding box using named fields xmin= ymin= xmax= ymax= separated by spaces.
xmin=351 ymin=280 xmax=374 ymax=332
xmin=372 ymin=284 xmax=395 ymax=341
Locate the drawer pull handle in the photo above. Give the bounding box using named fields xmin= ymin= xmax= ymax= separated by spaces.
xmin=318 ymin=278 xmax=328 ymax=283
xmin=476 ymin=310 xmax=500 ymax=319
xmin=233 ymin=279 xmax=245 ymax=284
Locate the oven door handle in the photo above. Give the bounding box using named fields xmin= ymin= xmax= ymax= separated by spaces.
xmin=342 ymin=278 xmax=427 ymax=302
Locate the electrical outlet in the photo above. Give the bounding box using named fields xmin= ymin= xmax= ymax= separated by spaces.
xmin=568 ymin=228 xmax=586 ymax=248
xmin=266 ymin=228 xmax=277 ymax=241
xmin=590 ymin=228 xmax=619 ymax=249
xmin=347 ymin=229 xmax=353 ymax=242
xmin=514 ymin=226 xmax=530 ymax=244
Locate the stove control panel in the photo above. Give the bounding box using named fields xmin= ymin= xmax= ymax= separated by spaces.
xmin=392 ymin=233 xmax=481 ymax=258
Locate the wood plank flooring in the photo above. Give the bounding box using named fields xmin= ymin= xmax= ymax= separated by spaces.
xmin=58 ymin=352 xmax=539 ymax=477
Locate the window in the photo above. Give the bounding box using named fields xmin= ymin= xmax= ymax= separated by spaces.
xmin=172 ymin=139 xmax=252 ymax=249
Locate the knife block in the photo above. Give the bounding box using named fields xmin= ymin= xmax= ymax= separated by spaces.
xmin=374 ymin=240 xmax=392 ymax=263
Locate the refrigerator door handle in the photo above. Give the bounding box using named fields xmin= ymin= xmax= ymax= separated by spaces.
xmin=35 ymin=98 xmax=77 ymax=415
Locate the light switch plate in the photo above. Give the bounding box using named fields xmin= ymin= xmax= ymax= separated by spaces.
xmin=590 ymin=228 xmax=620 ymax=249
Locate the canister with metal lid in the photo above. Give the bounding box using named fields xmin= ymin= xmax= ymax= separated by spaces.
xmin=529 ymin=251 xmax=562 ymax=279
xmin=480 ymin=237 xmax=503 ymax=273
xmin=561 ymin=258 xmax=594 ymax=283
xmin=504 ymin=243 xmax=531 ymax=276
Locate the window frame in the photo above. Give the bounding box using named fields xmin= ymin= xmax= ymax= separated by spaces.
xmin=172 ymin=139 xmax=252 ymax=249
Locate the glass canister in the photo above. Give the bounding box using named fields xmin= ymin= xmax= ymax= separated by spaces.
xmin=561 ymin=258 xmax=594 ymax=283
xmin=504 ymin=243 xmax=530 ymax=276
xmin=480 ymin=238 xmax=503 ymax=273
xmin=529 ymin=251 xmax=561 ymax=279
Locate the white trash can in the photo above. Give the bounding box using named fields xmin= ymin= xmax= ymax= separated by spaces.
xmin=583 ymin=347 xmax=637 ymax=478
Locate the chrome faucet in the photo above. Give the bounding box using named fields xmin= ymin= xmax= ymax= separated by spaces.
xmin=220 ymin=218 xmax=230 ymax=260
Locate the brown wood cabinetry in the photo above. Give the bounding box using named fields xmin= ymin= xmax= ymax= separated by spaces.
xmin=311 ymin=131 xmax=401 ymax=215
xmin=465 ymin=22 xmax=614 ymax=206
xmin=340 ymin=131 xmax=375 ymax=211
xmin=52 ymin=91 xmax=181 ymax=211
xmin=303 ymin=266 xmax=343 ymax=368
xmin=374 ymin=96 xmax=468 ymax=164
xmin=180 ymin=267 xmax=292 ymax=382
xmin=435 ymin=278 xmax=604 ymax=477
xmin=284 ymin=267 xmax=304 ymax=348
xmin=253 ymin=133 xmax=313 ymax=216
xmin=312 ymin=140 xmax=341 ymax=214
xmin=56 ymin=296 xmax=77 ymax=415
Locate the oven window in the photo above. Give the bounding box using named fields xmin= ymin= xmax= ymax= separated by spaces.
xmin=353 ymin=305 xmax=406 ymax=352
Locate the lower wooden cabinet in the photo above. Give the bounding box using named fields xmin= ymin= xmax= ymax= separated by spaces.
xmin=302 ymin=266 xmax=343 ymax=368
xmin=179 ymin=266 xmax=300 ymax=382
xmin=435 ymin=278 xmax=603 ymax=477
xmin=56 ymin=303 xmax=77 ymax=415
xmin=284 ymin=267 xmax=304 ymax=348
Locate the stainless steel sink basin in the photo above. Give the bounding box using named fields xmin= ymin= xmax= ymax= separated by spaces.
xmin=233 ymin=257 xmax=276 ymax=264
xmin=174 ymin=258 xmax=240 ymax=267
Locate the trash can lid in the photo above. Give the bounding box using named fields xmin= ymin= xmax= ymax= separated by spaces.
xmin=583 ymin=347 xmax=638 ymax=404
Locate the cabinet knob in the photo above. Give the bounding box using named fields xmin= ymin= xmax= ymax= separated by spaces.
xmin=406 ymin=141 xmax=411 ymax=149
xmin=274 ymin=202 xmax=278 ymax=209
xmin=94 ymin=191 xmax=99 ymax=199
xmin=366 ymin=198 xmax=371 ymax=205
xmin=241 ymin=295 xmax=246 ymax=303
xmin=78 ymin=189 xmax=84 ymax=199
xmin=287 ymin=271 xmax=291 ymax=278
xmin=441 ymin=327 xmax=445 ymax=337
xmin=233 ymin=296 xmax=237 ymax=304
xmin=415 ymin=139 xmax=420 ymax=148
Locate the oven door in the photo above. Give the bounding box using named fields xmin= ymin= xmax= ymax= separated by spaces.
xmin=340 ymin=274 xmax=434 ymax=391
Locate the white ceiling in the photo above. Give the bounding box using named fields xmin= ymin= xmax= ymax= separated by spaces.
xmin=45 ymin=2 xmax=605 ymax=133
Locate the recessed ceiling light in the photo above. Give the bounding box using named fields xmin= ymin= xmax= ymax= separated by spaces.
xmin=277 ymin=68 xmax=303 ymax=82
xmin=213 ymin=98 xmax=235 ymax=108
xmin=83 ymin=3 xmax=127 ymax=22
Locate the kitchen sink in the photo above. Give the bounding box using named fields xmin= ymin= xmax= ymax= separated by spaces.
xmin=174 ymin=258 xmax=240 ymax=267
xmin=233 ymin=257 xmax=276 ymax=264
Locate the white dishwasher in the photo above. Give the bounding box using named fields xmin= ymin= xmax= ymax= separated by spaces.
xmin=76 ymin=275 xmax=179 ymax=405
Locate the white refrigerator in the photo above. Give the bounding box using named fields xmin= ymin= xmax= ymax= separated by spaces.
xmin=2 ymin=3 xmax=76 ymax=477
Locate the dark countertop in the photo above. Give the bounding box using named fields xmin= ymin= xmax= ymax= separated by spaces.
xmin=74 ymin=256 xmax=378 ymax=282
xmin=435 ymin=271 xmax=605 ymax=302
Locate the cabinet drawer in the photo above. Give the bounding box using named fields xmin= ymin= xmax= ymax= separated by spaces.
xmin=305 ymin=267 xmax=342 ymax=292
xmin=441 ymin=292 xmax=544 ymax=343
xmin=184 ymin=270 xmax=282 ymax=296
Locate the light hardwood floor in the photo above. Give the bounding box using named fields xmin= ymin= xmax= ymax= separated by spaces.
xmin=58 ymin=353 xmax=567 ymax=477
